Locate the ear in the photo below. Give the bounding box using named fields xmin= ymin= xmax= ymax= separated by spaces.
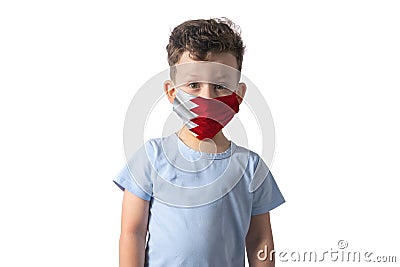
xmin=236 ymin=82 xmax=247 ymax=104
xmin=164 ymin=80 xmax=176 ymax=104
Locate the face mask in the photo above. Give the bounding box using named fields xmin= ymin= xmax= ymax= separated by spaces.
xmin=173 ymin=89 xmax=240 ymax=140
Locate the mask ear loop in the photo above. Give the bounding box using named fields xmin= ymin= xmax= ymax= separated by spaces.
xmin=170 ymin=79 xmax=186 ymax=140
xmin=170 ymin=79 xmax=178 ymax=95
xmin=228 ymin=81 xmax=240 ymax=96
xmin=171 ymin=79 xmax=190 ymax=102
xmin=233 ymin=83 xmax=239 ymax=94
xmin=229 ymin=69 xmax=241 ymax=95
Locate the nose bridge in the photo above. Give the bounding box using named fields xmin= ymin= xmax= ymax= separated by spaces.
xmin=200 ymin=83 xmax=217 ymax=98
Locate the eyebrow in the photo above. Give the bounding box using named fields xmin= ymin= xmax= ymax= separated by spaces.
xmin=180 ymin=73 xmax=237 ymax=82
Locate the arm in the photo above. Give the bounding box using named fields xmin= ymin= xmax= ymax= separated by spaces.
xmin=246 ymin=212 xmax=275 ymax=267
xmin=119 ymin=189 xmax=150 ymax=267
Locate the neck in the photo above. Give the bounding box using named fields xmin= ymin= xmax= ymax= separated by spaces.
xmin=176 ymin=125 xmax=231 ymax=153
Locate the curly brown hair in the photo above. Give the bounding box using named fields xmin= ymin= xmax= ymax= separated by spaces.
xmin=166 ymin=18 xmax=245 ymax=71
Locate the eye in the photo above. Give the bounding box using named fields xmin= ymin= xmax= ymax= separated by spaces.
xmin=214 ymin=84 xmax=227 ymax=90
xmin=188 ymin=82 xmax=200 ymax=89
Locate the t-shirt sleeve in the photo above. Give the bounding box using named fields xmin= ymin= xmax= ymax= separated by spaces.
xmin=113 ymin=141 xmax=155 ymax=201
xmin=250 ymin=156 xmax=285 ymax=215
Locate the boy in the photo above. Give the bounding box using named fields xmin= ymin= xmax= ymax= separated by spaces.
xmin=113 ymin=18 xmax=285 ymax=267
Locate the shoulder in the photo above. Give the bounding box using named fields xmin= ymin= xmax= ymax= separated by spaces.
xmin=232 ymin=143 xmax=271 ymax=191
xmin=136 ymin=134 xmax=180 ymax=167
xmin=142 ymin=135 xmax=173 ymax=159
xmin=124 ymin=136 xmax=165 ymax=169
xmin=143 ymin=136 xmax=163 ymax=154
xmin=232 ymin=143 xmax=262 ymax=168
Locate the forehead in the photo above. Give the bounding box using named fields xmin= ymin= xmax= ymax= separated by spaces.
xmin=173 ymin=52 xmax=241 ymax=88
xmin=177 ymin=51 xmax=238 ymax=70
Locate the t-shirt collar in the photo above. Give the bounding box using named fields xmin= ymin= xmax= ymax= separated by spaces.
xmin=171 ymin=132 xmax=235 ymax=160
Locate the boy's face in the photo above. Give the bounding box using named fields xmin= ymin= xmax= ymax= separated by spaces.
xmin=164 ymin=51 xmax=247 ymax=103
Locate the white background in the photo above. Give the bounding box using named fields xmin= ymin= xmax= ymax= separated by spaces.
xmin=1 ymin=0 xmax=399 ymax=266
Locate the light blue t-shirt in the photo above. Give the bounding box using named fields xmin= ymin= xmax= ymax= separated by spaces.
xmin=113 ymin=132 xmax=285 ymax=267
